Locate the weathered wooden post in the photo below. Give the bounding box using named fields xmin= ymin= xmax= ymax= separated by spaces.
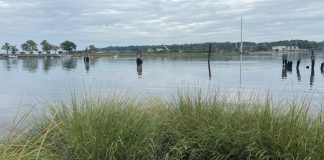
xmin=286 ymin=61 xmax=293 ymax=72
xmin=310 ymin=49 xmax=315 ymax=86
xmin=136 ymin=47 xmax=143 ymax=77
xmin=136 ymin=47 xmax=143 ymax=65
xmin=297 ymin=67 xmax=301 ymax=81
xmin=136 ymin=57 xmax=143 ymax=65
xmin=310 ymin=64 xmax=315 ymax=86
xmin=282 ymin=54 xmax=287 ymax=67
xmin=84 ymin=47 xmax=90 ymax=63
xmin=208 ymin=43 xmax=212 ymax=80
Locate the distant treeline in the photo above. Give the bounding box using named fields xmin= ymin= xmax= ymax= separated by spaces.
xmin=101 ymin=40 xmax=324 ymax=53
xmin=1 ymin=40 xmax=98 ymax=55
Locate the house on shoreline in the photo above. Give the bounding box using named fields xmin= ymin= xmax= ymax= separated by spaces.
xmin=272 ymin=46 xmax=301 ymax=52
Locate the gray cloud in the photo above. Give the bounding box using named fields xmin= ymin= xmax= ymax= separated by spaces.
xmin=0 ymin=0 xmax=323 ymax=49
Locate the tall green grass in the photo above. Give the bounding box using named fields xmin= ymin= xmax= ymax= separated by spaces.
xmin=1 ymin=91 xmax=323 ymax=159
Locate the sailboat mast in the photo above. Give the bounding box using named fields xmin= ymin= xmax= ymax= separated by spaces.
xmin=240 ymin=18 xmax=243 ymax=54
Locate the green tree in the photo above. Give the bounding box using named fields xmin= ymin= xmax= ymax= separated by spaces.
xmin=25 ymin=40 xmax=38 ymax=54
xmin=21 ymin=43 xmax=29 ymax=53
xmin=60 ymin=40 xmax=77 ymax=53
xmin=10 ymin=45 xmax=19 ymax=55
xmin=1 ymin=42 xmax=11 ymax=55
xmin=89 ymin=45 xmax=98 ymax=53
xmin=41 ymin=40 xmax=52 ymax=53
xmin=51 ymin=45 xmax=60 ymax=54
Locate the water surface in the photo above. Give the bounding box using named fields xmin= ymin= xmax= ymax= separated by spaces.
xmin=1 ymin=52 xmax=324 ymax=123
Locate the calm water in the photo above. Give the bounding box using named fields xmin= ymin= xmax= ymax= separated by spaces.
xmin=1 ymin=53 xmax=324 ymax=123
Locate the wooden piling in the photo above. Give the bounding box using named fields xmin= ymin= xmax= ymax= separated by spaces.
xmin=208 ymin=43 xmax=212 ymax=79
xmin=84 ymin=49 xmax=90 ymax=62
xmin=84 ymin=54 xmax=89 ymax=63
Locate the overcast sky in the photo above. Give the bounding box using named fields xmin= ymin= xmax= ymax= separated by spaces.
xmin=0 ymin=0 xmax=323 ymax=49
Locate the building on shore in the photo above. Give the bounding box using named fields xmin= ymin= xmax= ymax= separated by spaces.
xmin=272 ymin=46 xmax=300 ymax=52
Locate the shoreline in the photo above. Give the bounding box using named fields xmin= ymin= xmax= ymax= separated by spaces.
xmin=2 ymin=50 xmax=322 ymax=59
xmin=0 ymin=51 xmax=241 ymax=59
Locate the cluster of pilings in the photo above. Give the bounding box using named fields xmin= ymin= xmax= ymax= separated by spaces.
xmin=282 ymin=54 xmax=293 ymax=74
xmin=84 ymin=56 xmax=89 ymax=63
xmin=282 ymin=50 xmax=323 ymax=85
xmin=83 ymin=50 xmax=90 ymax=72
xmin=286 ymin=61 xmax=293 ymax=72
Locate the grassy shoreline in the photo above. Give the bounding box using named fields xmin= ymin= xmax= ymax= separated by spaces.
xmin=1 ymin=92 xmax=323 ymax=159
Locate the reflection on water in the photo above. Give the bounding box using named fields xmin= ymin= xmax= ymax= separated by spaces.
xmin=281 ymin=54 xmax=292 ymax=79
xmin=310 ymin=67 xmax=315 ymax=86
xmin=297 ymin=68 xmax=301 ymax=81
xmin=137 ymin=64 xmax=142 ymax=77
xmin=62 ymin=58 xmax=77 ymax=70
xmin=43 ymin=58 xmax=51 ymax=71
xmin=3 ymin=57 xmax=99 ymax=73
xmin=90 ymin=57 xmax=99 ymax=66
xmin=4 ymin=59 xmax=18 ymax=71
xmin=23 ymin=58 xmax=39 ymax=72
xmin=310 ymin=58 xmax=315 ymax=86
xmin=1 ymin=53 xmax=324 ymax=124
xmin=282 ymin=67 xmax=287 ymax=79
xmin=85 ymin=61 xmax=90 ymax=72
xmin=310 ymin=51 xmax=316 ymax=86
xmin=43 ymin=57 xmax=60 ymax=71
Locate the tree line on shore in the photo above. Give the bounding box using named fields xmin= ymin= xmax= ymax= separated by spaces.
xmin=1 ymin=40 xmax=98 ymax=55
xmin=2 ymin=39 xmax=323 ymax=55
xmin=102 ymin=40 xmax=324 ymax=53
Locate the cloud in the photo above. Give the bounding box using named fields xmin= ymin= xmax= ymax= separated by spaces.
xmin=0 ymin=0 xmax=10 ymax=8
xmin=0 ymin=0 xmax=323 ymax=49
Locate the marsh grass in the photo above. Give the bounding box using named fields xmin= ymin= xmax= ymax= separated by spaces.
xmin=1 ymin=91 xmax=323 ymax=159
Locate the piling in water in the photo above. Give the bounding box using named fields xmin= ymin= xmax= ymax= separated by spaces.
xmin=286 ymin=61 xmax=293 ymax=72
xmin=84 ymin=57 xmax=90 ymax=63
xmin=136 ymin=58 xmax=143 ymax=65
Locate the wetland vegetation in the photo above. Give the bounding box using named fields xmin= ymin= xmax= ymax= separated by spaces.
xmin=1 ymin=91 xmax=323 ymax=159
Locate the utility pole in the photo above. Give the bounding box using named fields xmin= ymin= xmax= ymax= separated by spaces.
xmin=240 ymin=18 xmax=243 ymax=54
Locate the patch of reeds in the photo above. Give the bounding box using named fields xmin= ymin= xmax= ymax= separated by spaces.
xmin=1 ymin=91 xmax=323 ymax=159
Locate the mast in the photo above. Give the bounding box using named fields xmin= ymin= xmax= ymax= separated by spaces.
xmin=240 ymin=18 xmax=243 ymax=54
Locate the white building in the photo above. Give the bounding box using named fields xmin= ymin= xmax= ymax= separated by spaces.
xmin=147 ymin=48 xmax=154 ymax=52
xmin=155 ymin=48 xmax=164 ymax=52
xmin=272 ymin=46 xmax=299 ymax=51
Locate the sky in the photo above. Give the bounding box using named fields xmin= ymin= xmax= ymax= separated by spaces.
xmin=0 ymin=0 xmax=323 ymax=49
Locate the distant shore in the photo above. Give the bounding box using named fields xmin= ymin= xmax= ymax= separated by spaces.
xmin=0 ymin=51 xmax=241 ymax=59
xmin=1 ymin=50 xmax=322 ymax=60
